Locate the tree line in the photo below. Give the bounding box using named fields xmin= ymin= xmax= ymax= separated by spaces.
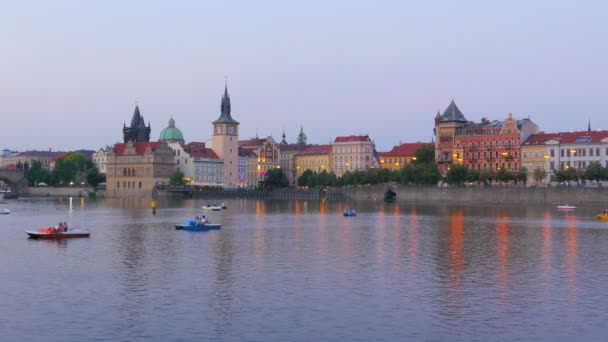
xmin=27 ymin=152 xmax=105 ymax=187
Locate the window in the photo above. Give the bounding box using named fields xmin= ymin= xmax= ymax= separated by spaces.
xmin=551 ymin=149 xmax=554 ymax=157
xmin=590 ymin=148 xmax=594 ymax=156
xmin=139 ymin=182 xmax=142 ymax=189
xmin=117 ymin=182 xmax=120 ymax=189
xmin=561 ymin=149 xmax=564 ymax=157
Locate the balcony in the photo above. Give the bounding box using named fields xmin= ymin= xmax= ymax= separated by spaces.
xmin=439 ymin=135 xmax=451 ymax=142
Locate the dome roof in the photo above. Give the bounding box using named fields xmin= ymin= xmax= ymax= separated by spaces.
xmin=159 ymin=118 xmax=184 ymax=142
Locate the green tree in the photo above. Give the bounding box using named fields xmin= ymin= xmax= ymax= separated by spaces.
xmin=533 ymin=168 xmax=547 ymax=184
xmin=27 ymin=160 xmax=51 ymax=186
xmin=86 ymin=167 xmax=106 ymax=187
xmin=585 ymin=162 xmax=604 ymax=183
xmin=466 ymin=170 xmax=480 ymax=184
xmin=170 ymin=169 xmax=185 ymax=185
xmin=52 ymin=152 xmax=93 ymax=185
xmin=265 ymin=168 xmax=289 ymax=188
xmin=517 ymin=167 xmax=528 ymax=184
xmin=447 ymin=164 xmax=468 ymax=186
xmin=413 ymin=145 xmax=435 ymax=164
xmin=297 ymin=170 xmax=314 ymax=187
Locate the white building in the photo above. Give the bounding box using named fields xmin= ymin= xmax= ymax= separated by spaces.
xmin=332 ymin=135 xmax=375 ymax=176
xmin=92 ymin=148 xmax=109 ymax=174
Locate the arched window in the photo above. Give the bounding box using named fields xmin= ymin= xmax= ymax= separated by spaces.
xmin=123 ymin=168 xmax=127 ymax=176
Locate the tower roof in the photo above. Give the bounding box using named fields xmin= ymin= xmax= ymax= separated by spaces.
xmin=159 ymin=117 xmax=184 ymax=142
xmin=130 ymin=105 xmax=143 ymax=127
xmin=439 ymin=100 xmax=467 ymax=122
xmin=213 ymin=83 xmax=239 ymax=125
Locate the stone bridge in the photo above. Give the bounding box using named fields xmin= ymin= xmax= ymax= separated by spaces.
xmin=0 ymin=169 xmax=29 ymax=195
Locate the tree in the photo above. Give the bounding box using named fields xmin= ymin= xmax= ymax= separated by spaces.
xmin=413 ymin=145 xmax=435 ymax=164
xmin=86 ymin=167 xmax=106 ymax=187
xmin=517 ymin=167 xmax=528 ymax=185
xmin=533 ymin=168 xmax=547 ymax=184
xmin=585 ymin=162 xmax=604 ymax=183
xmin=297 ymin=170 xmax=314 ymax=187
xmin=52 ymin=152 xmax=93 ymax=185
xmin=27 ymin=160 xmax=51 ymax=186
xmin=264 ymin=168 xmax=289 ymax=188
xmin=447 ymin=164 xmax=468 ymax=186
xmin=170 ymin=169 xmax=185 ymax=185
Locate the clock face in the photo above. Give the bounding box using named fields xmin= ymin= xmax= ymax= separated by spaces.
xmin=228 ymin=127 xmax=234 ymax=135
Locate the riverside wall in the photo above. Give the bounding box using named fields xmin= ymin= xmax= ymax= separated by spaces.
xmin=342 ymin=185 xmax=608 ymax=206
xmin=27 ymin=187 xmax=97 ymax=198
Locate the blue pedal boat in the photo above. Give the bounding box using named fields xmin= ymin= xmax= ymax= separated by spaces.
xmin=175 ymin=219 xmax=221 ymax=231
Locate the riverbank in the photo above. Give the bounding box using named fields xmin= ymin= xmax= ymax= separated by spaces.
xmin=26 ymin=187 xmax=102 ymax=198
xmin=168 ymin=185 xmax=608 ymax=206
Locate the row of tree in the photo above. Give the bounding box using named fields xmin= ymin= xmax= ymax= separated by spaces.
xmin=550 ymin=162 xmax=608 ymax=185
xmin=27 ymin=152 xmax=105 ymax=187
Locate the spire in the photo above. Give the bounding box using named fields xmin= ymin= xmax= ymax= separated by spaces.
xmin=439 ymin=100 xmax=467 ymax=122
xmin=588 ymin=120 xmax=591 ymax=132
xmin=297 ymin=125 xmax=307 ymax=145
xmin=169 ymin=117 xmax=175 ymax=127
xmin=214 ymin=81 xmax=239 ymax=125
xmin=130 ymin=105 xmax=142 ymax=127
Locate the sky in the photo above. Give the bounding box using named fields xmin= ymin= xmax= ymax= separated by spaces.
xmin=1 ymin=0 xmax=606 ymax=152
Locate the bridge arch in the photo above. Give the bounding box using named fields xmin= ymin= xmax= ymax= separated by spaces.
xmin=0 ymin=170 xmax=29 ymax=195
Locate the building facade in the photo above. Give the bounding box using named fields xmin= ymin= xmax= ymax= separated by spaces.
xmin=185 ymin=142 xmax=223 ymax=186
xmin=378 ymin=142 xmax=433 ymax=170
xmin=92 ymin=148 xmax=108 ymax=174
xmin=105 ymin=141 xmax=175 ymax=197
xmin=212 ymin=85 xmax=240 ymax=187
xmin=434 ymin=100 xmax=538 ymax=173
xmin=295 ymin=145 xmax=332 ymax=177
xmin=331 ymin=135 xmax=375 ymax=176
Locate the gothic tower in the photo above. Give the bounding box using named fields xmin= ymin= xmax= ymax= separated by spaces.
xmin=212 ymin=83 xmax=240 ymax=187
xmin=123 ymin=105 xmax=151 ymax=143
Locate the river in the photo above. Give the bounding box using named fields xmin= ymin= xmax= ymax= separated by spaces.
xmin=1 ymin=197 xmax=608 ymax=341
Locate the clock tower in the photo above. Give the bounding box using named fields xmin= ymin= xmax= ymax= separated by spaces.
xmin=212 ymin=83 xmax=240 ymax=187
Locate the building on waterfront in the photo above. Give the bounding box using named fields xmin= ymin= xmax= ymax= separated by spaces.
xmin=434 ymin=100 xmax=539 ymax=174
xmin=295 ymin=145 xmax=333 ymax=178
xmin=0 ymin=150 xmax=66 ymax=170
xmin=246 ymin=137 xmax=281 ymax=187
xmin=378 ymin=142 xmax=433 ymax=170
xmin=278 ymin=143 xmax=307 ymax=186
xmin=522 ymin=130 xmax=608 ymax=184
xmin=331 ymin=135 xmax=375 ymax=176
xmin=167 ymin=142 xmax=194 ymax=180
xmin=211 ymin=84 xmax=240 ymax=187
xmin=238 ymin=148 xmax=248 ymax=187
xmin=123 ymin=106 xmax=151 ymax=143
xmin=185 ymin=142 xmax=223 ymax=186
xmin=92 ymin=148 xmax=109 ymax=174
xmin=105 ymin=141 xmax=175 ymax=197
xmin=159 ymin=117 xmax=185 ymax=144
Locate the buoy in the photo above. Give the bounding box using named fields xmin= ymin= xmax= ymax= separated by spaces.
xmin=151 ymin=200 xmax=157 ymax=209
xmin=80 ymin=197 xmax=84 ymax=207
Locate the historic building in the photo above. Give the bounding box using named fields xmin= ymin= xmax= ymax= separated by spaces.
xmin=278 ymin=143 xmax=307 ymax=186
xmin=0 ymin=150 xmax=66 ymax=170
xmin=105 ymin=141 xmax=175 ymax=197
xmin=378 ymin=142 xmax=433 ymax=170
xmin=159 ymin=117 xmax=185 ymax=144
xmin=167 ymin=142 xmax=194 ymax=180
xmin=184 ymin=142 xmax=223 ymax=186
xmin=123 ymin=106 xmax=151 ymax=143
xmin=295 ymin=145 xmax=333 ymax=177
xmin=434 ymin=100 xmax=538 ymax=173
xmin=212 ymin=84 xmax=239 ymax=187
xmin=522 ymin=130 xmax=608 ymax=184
xmin=331 ymin=135 xmax=375 ymax=176
xmin=92 ymin=148 xmax=108 ymax=174
xmin=238 ymin=148 xmax=248 ymax=187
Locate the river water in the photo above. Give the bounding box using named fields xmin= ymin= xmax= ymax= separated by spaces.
xmin=1 ymin=197 xmax=608 ymax=341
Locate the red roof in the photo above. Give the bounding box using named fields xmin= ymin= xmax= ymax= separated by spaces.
xmin=379 ymin=143 xmax=433 ymax=157
xmin=299 ymin=144 xmax=332 ymax=156
xmin=523 ymin=131 xmax=608 ymax=145
xmin=334 ymin=135 xmax=370 ymax=143
xmin=239 ymin=138 xmax=266 ymax=148
xmin=113 ymin=142 xmax=161 ymax=156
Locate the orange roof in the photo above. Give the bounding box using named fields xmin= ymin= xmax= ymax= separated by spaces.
xmin=113 ymin=142 xmax=161 ymax=156
xmin=379 ymin=143 xmax=433 ymax=157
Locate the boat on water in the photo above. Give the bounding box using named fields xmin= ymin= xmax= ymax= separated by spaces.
xmin=343 ymin=209 xmax=357 ymax=217
xmin=557 ymin=205 xmax=576 ymax=210
xmin=202 ymin=205 xmax=222 ymax=211
xmin=175 ymin=219 xmax=222 ymax=231
xmin=597 ymin=210 xmax=608 ymax=221
xmin=0 ymin=208 xmax=10 ymax=215
xmin=26 ymin=228 xmax=90 ymax=239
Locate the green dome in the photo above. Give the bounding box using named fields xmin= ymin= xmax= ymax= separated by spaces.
xmin=159 ymin=118 xmax=184 ymax=142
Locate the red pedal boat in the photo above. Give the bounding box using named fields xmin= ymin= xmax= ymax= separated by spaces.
xmin=26 ymin=227 xmax=90 ymax=239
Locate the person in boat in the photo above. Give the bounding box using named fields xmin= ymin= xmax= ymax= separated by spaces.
xmin=63 ymin=222 xmax=68 ymax=232
xmin=201 ymin=215 xmax=208 ymax=224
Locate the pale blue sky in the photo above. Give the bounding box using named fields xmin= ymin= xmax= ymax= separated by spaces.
xmin=1 ymin=0 xmax=606 ymax=151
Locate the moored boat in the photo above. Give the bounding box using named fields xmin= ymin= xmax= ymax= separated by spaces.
xmin=557 ymin=205 xmax=576 ymax=210
xmin=202 ymin=205 xmax=222 ymax=211
xmin=26 ymin=228 xmax=90 ymax=239
xmin=0 ymin=208 xmax=10 ymax=215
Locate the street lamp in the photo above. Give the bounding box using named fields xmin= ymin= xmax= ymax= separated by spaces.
xmin=544 ymin=155 xmax=551 ymax=184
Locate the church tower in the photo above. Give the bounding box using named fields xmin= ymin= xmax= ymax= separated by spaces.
xmin=123 ymin=105 xmax=151 ymax=143
xmin=212 ymin=83 xmax=240 ymax=187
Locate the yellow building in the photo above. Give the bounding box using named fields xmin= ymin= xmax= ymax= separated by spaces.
xmin=295 ymin=145 xmax=333 ymax=177
xmin=520 ymin=143 xmax=549 ymax=185
xmin=378 ymin=143 xmax=433 ymax=170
